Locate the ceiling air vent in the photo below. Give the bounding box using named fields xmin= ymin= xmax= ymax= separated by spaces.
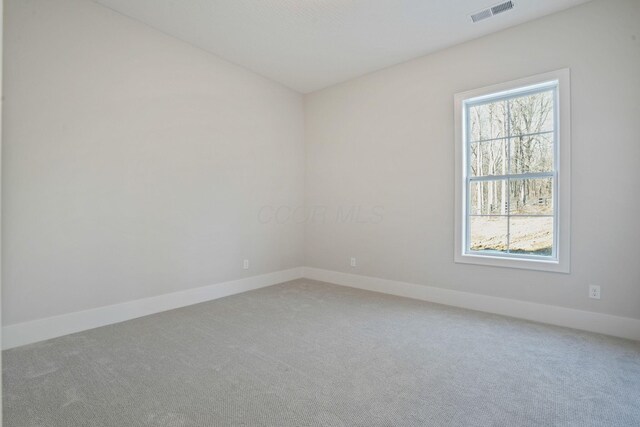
xmin=471 ymin=9 xmax=492 ymax=23
xmin=491 ymin=1 xmax=514 ymax=15
xmin=470 ymin=1 xmax=515 ymax=23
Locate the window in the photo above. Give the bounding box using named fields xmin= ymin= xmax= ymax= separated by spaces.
xmin=454 ymin=70 xmax=570 ymax=272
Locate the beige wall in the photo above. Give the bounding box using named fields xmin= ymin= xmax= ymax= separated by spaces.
xmin=304 ymin=0 xmax=640 ymax=320
xmin=1 ymin=0 xmax=4 ymax=419
xmin=3 ymin=0 xmax=639 ymax=331
xmin=2 ymin=0 xmax=305 ymax=325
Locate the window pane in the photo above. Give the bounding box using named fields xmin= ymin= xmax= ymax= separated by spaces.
xmin=509 ymin=217 xmax=553 ymax=256
xmin=469 ymin=216 xmax=508 ymax=253
xmin=508 ymin=90 xmax=554 ymax=136
xmin=509 ymin=178 xmax=553 ymax=215
xmin=509 ymin=134 xmax=553 ymax=174
xmin=470 ymin=180 xmax=508 ymax=215
xmin=470 ymin=140 xmax=507 ymax=177
xmin=469 ymin=100 xmax=508 ymax=142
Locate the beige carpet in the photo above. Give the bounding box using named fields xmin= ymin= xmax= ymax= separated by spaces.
xmin=4 ymin=279 xmax=640 ymax=426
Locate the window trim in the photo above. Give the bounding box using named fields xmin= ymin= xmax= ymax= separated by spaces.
xmin=454 ymin=69 xmax=571 ymax=273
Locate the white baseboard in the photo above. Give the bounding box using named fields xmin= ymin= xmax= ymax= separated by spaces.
xmin=5 ymin=266 xmax=638 ymax=349
xmin=303 ymin=267 xmax=640 ymax=341
xmin=2 ymin=267 xmax=303 ymax=350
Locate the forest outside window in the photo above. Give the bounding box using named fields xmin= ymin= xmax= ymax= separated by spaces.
xmin=454 ymin=70 xmax=570 ymax=273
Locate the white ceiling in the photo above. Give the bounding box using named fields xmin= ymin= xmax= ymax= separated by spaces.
xmin=94 ymin=0 xmax=592 ymax=93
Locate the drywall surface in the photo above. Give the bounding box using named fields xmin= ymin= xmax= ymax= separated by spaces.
xmin=3 ymin=0 xmax=304 ymax=325
xmin=1 ymin=0 xmax=4 ymax=420
xmin=304 ymin=0 xmax=640 ymax=320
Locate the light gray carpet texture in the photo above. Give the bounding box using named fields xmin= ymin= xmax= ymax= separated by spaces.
xmin=4 ymin=279 xmax=640 ymax=427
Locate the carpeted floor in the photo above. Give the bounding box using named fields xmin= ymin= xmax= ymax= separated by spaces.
xmin=4 ymin=279 xmax=640 ymax=427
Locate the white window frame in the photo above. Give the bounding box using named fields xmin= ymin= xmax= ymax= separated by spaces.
xmin=454 ymin=69 xmax=570 ymax=273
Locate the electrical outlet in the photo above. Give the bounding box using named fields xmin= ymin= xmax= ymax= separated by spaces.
xmin=589 ymin=285 xmax=601 ymax=300
xmin=350 ymin=257 xmax=356 ymax=268
xmin=243 ymin=259 xmax=249 ymax=270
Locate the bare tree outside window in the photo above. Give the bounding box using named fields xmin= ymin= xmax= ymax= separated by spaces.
xmin=466 ymin=88 xmax=555 ymax=256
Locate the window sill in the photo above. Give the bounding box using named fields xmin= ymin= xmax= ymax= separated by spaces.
xmin=455 ymin=252 xmax=570 ymax=273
